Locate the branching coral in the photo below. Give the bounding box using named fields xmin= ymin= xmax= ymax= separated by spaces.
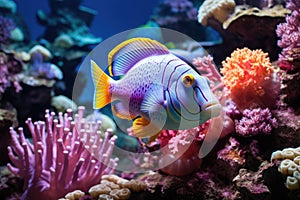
xmin=193 ymin=55 xmax=224 ymax=92
xmin=158 ymin=124 xmax=208 ymax=176
xmin=7 ymin=106 xmax=118 ymax=200
xmin=276 ymin=0 xmax=300 ymax=71
xmin=235 ymin=107 xmax=278 ymax=137
xmin=221 ymin=47 xmax=280 ymax=109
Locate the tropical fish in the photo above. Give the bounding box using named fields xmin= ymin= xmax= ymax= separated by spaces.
xmin=91 ymin=38 xmax=221 ymax=140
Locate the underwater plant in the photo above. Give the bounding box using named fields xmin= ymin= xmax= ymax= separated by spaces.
xmin=276 ymin=0 xmax=300 ymax=71
xmin=221 ymin=47 xmax=281 ymax=110
xmin=7 ymin=107 xmax=118 ymax=200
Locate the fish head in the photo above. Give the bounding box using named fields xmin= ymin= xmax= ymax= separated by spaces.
xmin=172 ymin=71 xmax=221 ymax=124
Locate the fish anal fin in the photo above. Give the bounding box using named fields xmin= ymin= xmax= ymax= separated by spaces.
xmin=108 ymin=38 xmax=169 ymax=76
xmin=91 ymin=60 xmax=113 ymax=109
xmin=112 ymin=102 xmax=135 ymax=120
xmin=132 ymin=117 xmax=160 ymax=138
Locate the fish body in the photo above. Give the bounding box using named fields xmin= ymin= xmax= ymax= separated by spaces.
xmin=91 ymin=38 xmax=221 ymax=138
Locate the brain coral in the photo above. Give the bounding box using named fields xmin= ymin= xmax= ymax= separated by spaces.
xmin=271 ymin=147 xmax=300 ymax=190
xmin=221 ymin=47 xmax=280 ymax=109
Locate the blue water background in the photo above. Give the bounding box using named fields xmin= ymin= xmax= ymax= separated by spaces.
xmin=14 ymin=0 xmax=160 ymax=40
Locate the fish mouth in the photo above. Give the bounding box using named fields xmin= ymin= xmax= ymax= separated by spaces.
xmin=202 ymin=102 xmax=221 ymax=111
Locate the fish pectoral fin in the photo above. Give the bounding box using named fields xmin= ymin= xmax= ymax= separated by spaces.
xmin=108 ymin=38 xmax=169 ymax=76
xmin=112 ymin=102 xmax=135 ymax=120
xmin=140 ymin=84 xmax=165 ymax=113
xmin=132 ymin=117 xmax=161 ymax=138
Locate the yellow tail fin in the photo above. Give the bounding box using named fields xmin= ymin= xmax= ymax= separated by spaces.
xmin=91 ymin=60 xmax=112 ymax=109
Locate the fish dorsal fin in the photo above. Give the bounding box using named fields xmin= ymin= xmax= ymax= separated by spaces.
xmin=108 ymin=38 xmax=169 ymax=76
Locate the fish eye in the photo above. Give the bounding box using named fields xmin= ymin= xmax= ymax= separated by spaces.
xmin=182 ymin=74 xmax=194 ymax=87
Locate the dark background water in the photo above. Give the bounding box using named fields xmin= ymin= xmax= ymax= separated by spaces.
xmin=14 ymin=0 xmax=160 ymax=40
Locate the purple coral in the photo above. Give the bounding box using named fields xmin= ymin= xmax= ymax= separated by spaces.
xmin=30 ymin=51 xmax=63 ymax=80
xmin=276 ymin=0 xmax=300 ymax=71
xmin=152 ymin=0 xmax=197 ymax=26
xmin=235 ymin=107 xmax=278 ymax=137
xmin=286 ymin=0 xmax=300 ymax=10
xmin=0 ymin=51 xmax=22 ymax=95
xmin=7 ymin=106 xmax=118 ymax=200
xmin=0 ymin=16 xmax=16 ymax=45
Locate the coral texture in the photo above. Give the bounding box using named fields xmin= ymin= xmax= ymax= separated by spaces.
xmin=0 ymin=16 xmax=15 ymax=44
xmin=235 ymin=107 xmax=278 ymax=137
xmin=271 ymin=147 xmax=300 ymax=190
xmin=152 ymin=0 xmax=197 ymax=26
xmin=0 ymin=51 xmax=22 ymax=96
xmin=276 ymin=1 xmax=300 ymax=71
xmin=192 ymin=55 xmax=224 ymax=92
xmin=7 ymin=107 xmax=118 ymax=200
xmin=198 ymin=0 xmax=235 ymax=26
xmin=221 ymin=47 xmax=280 ymax=109
xmin=158 ymin=124 xmax=208 ymax=176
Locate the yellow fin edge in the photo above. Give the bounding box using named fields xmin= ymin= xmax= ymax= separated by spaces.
xmin=107 ymin=37 xmax=168 ymax=76
xmin=91 ymin=60 xmax=111 ymax=109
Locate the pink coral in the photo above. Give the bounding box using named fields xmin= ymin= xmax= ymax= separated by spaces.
xmin=158 ymin=124 xmax=209 ymax=176
xmin=0 ymin=51 xmax=22 ymax=96
xmin=193 ymin=55 xmax=224 ymax=92
xmin=235 ymin=107 xmax=278 ymax=137
xmin=7 ymin=107 xmax=118 ymax=200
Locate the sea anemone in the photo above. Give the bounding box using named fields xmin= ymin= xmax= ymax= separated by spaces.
xmin=221 ymin=47 xmax=280 ymax=109
xmin=7 ymin=107 xmax=118 ymax=200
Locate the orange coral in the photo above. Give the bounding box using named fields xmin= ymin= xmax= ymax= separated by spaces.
xmin=221 ymin=48 xmax=280 ymax=109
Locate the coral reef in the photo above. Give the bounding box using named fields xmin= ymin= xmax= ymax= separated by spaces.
xmin=235 ymin=108 xmax=278 ymax=137
xmin=0 ymin=50 xmax=22 ymax=97
xmin=198 ymin=0 xmax=235 ymax=26
xmin=221 ymin=47 xmax=281 ymax=109
xmin=36 ymin=0 xmax=101 ymax=46
xmin=0 ymin=15 xmax=16 ymax=45
xmin=276 ymin=0 xmax=300 ymax=71
xmin=271 ymin=147 xmax=300 ymax=190
xmin=151 ymin=0 xmax=204 ymax=41
xmin=7 ymin=107 xmax=118 ymax=200
xmin=198 ymin=2 xmax=289 ymax=64
xmin=60 ymin=174 xmax=147 ymax=200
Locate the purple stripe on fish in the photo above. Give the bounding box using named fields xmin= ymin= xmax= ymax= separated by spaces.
xmin=194 ymin=86 xmax=208 ymax=102
xmin=167 ymin=64 xmax=186 ymax=89
xmin=161 ymin=58 xmax=179 ymax=84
